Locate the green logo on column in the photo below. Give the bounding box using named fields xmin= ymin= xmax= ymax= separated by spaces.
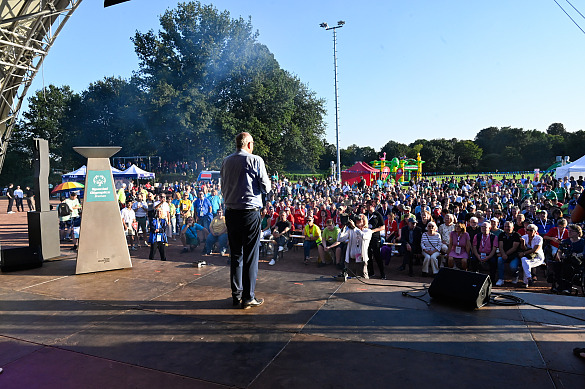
xmin=86 ymin=170 xmax=116 ymax=202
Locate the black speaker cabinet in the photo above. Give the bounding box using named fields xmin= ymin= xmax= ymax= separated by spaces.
xmin=429 ymin=268 xmax=491 ymax=309
xmin=1 ymin=246 xmax=43 ymax=272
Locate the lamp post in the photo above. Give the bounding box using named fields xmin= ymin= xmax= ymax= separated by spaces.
xmin=320 ymin=20 xmax=344 ymax=183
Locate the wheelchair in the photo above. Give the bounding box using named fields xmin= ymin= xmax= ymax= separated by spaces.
xmin=554 ymin=241 xmax=585 ymax=296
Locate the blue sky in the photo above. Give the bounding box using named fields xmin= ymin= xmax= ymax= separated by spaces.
xmin=28 ymin=0 xmax=585 ymax=149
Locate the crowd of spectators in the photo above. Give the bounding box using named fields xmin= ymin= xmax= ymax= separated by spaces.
xmin=255 ymin=172 xmax=585 ymax=291
xmin=55 ymin=170 xmax=585 ymax=293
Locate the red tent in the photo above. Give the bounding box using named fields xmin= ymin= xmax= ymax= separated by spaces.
xmin=341 ymin=162 xmax=378 ymax=186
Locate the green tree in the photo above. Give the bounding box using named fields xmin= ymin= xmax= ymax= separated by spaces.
xmin=547 ymin=122 xmax=567 ymax=136
xmin=453 ymin=140 xmax=482 ymax=170
xmin=15 ymin=85 xmax=79 ymax=168
xmin=380 ymin=140 xmax=409 ymax=160
xmin=132 ymin=1 xmax=326 ymax=171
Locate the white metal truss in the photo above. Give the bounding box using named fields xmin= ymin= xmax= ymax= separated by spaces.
xmin=0 ymin=0 xmax=83 ymax=173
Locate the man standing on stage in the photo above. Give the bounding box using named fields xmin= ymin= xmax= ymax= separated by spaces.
xmin=221 ymin=132 xmax=271 ymax=309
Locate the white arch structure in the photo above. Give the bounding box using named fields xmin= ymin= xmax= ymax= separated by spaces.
xmin=0 ymin=0 xmax=83 ymax=173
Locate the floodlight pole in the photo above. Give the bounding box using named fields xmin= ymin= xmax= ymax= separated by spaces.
xmin=321 ymin=21 xmax=344 ymax=183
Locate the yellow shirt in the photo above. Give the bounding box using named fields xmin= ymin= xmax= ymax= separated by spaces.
xmin=209 ymin=217 xmax=227 ymax=235
xmin=304 ymin=224 xmax=322 ymax=244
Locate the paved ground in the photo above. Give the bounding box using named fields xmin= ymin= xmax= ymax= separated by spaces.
xmin=0 ymin=199 xmax=584 ymax=388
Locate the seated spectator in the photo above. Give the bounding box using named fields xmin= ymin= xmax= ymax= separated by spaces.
xmin=205 ymin=209 xmax=228 ymax=256
xmin=543 ymin=218 xmax=569 ymax=259
xmin=447 ymin=222 xmax=471 ymax=270
xmin=319 ymin=218 xmax=342 ymax=268
xmin=550 ymin=224 xmax=584 ymax=294
xmin=466 ymin=217 xmax=481 ymax=256
xmin=338 ymin=214 xmax=372 ymax=278
xmin=268 ymin=210 xmax=291 ymax=266
xmin=471 ymin=222 xmax=499 ymax=282
xmin=438 ymin=213 xmax=455 ymax=254
xmin=535 ymin=210 xmax=554 ymax=235
xmin=519 ymin=223 xmax=545 ymax=288
xmin=303 ymin=216 xmax=322 ymax=265
xmin=513 ymin=213 xmax=525 ymax=233
xmin=421 ymin=222 xmax=442 ymax=276
xmin=399 ymin=217 xmax=422 ymax=277
xmin=496 ymin=221 xmax=522 ymax=286
xmin=490 ymin=217 xmax=503 ymax=236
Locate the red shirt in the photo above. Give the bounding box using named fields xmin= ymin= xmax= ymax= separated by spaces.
xmin=269 ymin=212 xmax=279 ymax=227
xmin=293 ymin=208 xmax=305 ymax=226
xmin=544 ymin=227 xmax=569 ymax=248
xmin=385 ymin=219 xmax=398 ymax=237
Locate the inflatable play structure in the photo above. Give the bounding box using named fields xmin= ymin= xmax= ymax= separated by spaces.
xmin=341 ymin=153 xmax=424 ymax=186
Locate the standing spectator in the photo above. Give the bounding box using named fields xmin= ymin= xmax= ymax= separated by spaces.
xmin=117 ymin=183 xmax=127 ymax=209
xmin=13 ymin=185 xmax=24 ymax=212
xmin=6 ymin=183 xmax=14 ymax=214
xmin=221 ymin=132 xmax=271 ymax=309
xmin=132 ymin=193 xmax=149 ymax=247
xmin=121 ymin=200 xmax=137 ymax=251
xmin=337 ymin=214 xmax=373 ymax=278
xmin=25 ymin=186 xmax=35 ymax=211
xmin=149 ymin=208 xmax=168 ymax=261
xmin=64 ymin=192 xmax=81 ymax=239
xmin=171 ymin=192 xmax=182 ymax=234
xmin=366 ymin=200 xmax=386 ymax=279
xmin=208 ymin=189 xmax=223 ymax=215
xmin=194 ymin=191 xmax=213 ymax=230
xmin=57 ymin=196 xmax=72 ymax=241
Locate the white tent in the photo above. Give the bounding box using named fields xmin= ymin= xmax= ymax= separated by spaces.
xmin=122 ymin=164 xmax=155 ymax=179
xmin=62 ymin=165 xmax=124 ymax=182
xmin=556 ymin=154 xmax=585 ymax=179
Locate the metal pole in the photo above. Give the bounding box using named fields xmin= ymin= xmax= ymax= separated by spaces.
xmin=332 ymin=28 xmax=341 ymax=183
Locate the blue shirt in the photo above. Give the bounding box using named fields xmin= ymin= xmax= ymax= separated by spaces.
xmin=209 ymin=195 xmax=222 ymax=214
xmin=221 ymin=149 xmax=271 ymax=210
xmin=194 ymin=197 xmax=213 ymax=220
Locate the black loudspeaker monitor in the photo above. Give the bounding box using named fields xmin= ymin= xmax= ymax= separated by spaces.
xmin=428 ymin=268 xmax=491 ymax=309
xmin=1 ymin=246 xmax=43 ymax=272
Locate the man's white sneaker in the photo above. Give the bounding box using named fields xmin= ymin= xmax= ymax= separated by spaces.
xmin=512 ymin=276 xmax=519 ymax=284
xmin=496 ymin=279 xmax=504 ymax=286
xmin=268 ymin=259 xmax=276 ymax=266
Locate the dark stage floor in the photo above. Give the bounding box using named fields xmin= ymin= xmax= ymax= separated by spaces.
xmin=0 ymin=253 xmax=584 ymax=389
